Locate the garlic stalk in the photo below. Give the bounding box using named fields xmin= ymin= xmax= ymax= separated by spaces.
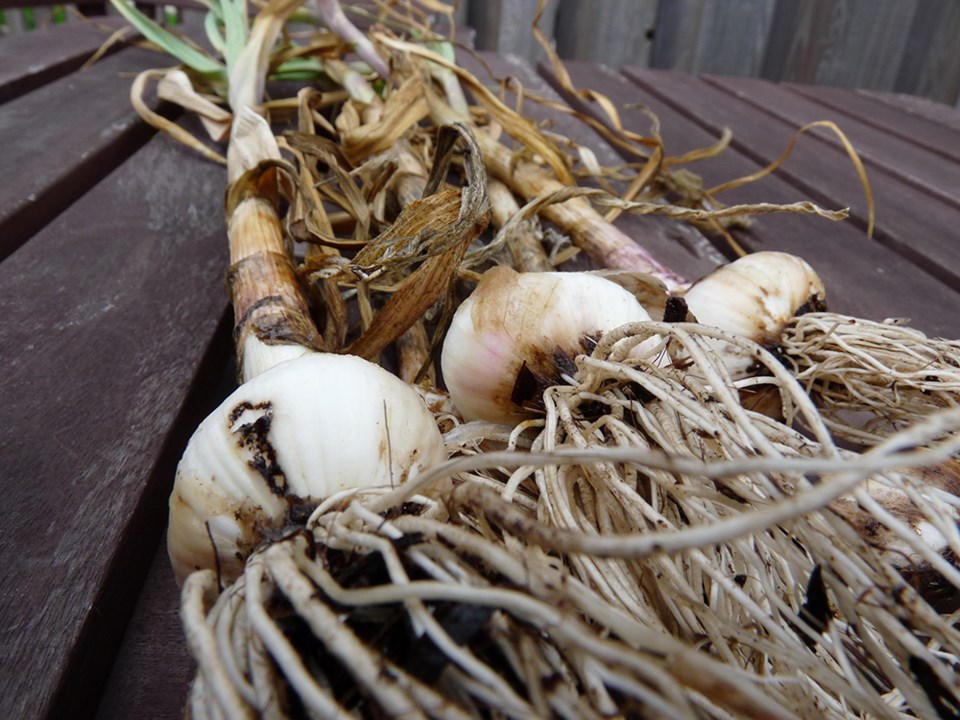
xmin=441 ymin=267 xmax=659 ymax=425
xmin=679 ymin=251 xmax=826 ymax=377
xmin=167 ymin=0 xmax=444 ymax=586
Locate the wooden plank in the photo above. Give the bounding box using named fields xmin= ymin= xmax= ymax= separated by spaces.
xmin=554 ymin=0 xmax=657 ymax=70
xmin=862 ymin=89 xmax=960 ymax=132
xmin=0 ymin=17 xmax=126 ymax=103
xmin=706 ymin=75 xmax=960 ymax=209
xmin=465 ymin=51 xmax=723 ymax=282
xmin=761 ymin=0 xmax=917 ymax=90
xmin=542 ymin=61 xmax=960 ymax=339
xmin=0 ymin=0 xmax=104 ymax=8
xmin=0 ymin=128 xmax=229 ymax=719
xmin=94 ymin=544 xmax=195 ymax=720
xmin=95 ymin=350 xmax=236 ymax=720
xmin=0 ymin=45 xmax=177 ymax=262
xmin=787 ymin=83 xmax=960 ymax=163
xmin=622 ymin=67 xmax=960 ymax=297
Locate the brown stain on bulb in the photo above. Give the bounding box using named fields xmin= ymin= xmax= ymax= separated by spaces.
xmin=229 ymin=400 xmax=289 ymax=496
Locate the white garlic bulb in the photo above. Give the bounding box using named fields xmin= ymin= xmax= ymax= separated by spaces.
xmin=168 ymin=353 xmax=446 ymax=584
xmin=441 ymin=267 xmax=655 ymax=425
xmin=680 ymin=251 xmax=826 ymax=376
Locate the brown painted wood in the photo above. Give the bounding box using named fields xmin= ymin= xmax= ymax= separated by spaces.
xmin=464 ymin=51 xmax=723 ymax=282
xmin=95 ymin=349 xmax=236 ymax=720
xmin=622 ymin=67 xmax=960 ymax=297
xmin=707 ymin=74 xmax=960 ymax=209
xmin=786 ymin=83 xmax=960 ymax=164
xmin=94 ymin=543 xmax=195 ymax=720
xmin=0 ymin=45 xmax=177 ymax=262
xmin=0 ymin=0 xmax=104 ymax=8
xmin=861 ymin=90 xmax=960 ymax=132
xmin=0 ymin=17 xmax=127 ymax=103
xmin=542 ymin=61 xmax=960 ymax=340
xmin=0 ymin=128 xmax=229 ymax=719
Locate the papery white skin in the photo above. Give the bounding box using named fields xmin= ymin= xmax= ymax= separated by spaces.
xmin=168 ymin=353 xmax=446 ymax=585
xmin=441 ymin=267 xmax=655 ymax=425
xmin=681 ymin=251 xmax=826 ymax=377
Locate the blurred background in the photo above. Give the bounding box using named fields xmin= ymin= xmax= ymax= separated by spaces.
xmin=3 ymin=0 xmax=958 ymax=106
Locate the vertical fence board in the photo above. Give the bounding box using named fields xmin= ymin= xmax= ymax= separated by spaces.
xmin=763 ymin=0 xmax=919 ymax=90
xmin=894 ymin=0 xmax=960 ymax=105
xmin=649 ymin=0 xmax=707 ymax=72
xmin=554 ymin=0 xmax=657 ymax=69
xmin=695 ymin=0 xmax=776 ymax=76
xmin=468 ymin=0 xmax=557 ymax=61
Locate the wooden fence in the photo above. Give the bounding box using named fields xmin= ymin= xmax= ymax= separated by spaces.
xmin=464 ymin=0 xmax=960 ymax=107
xmin=2 ymin=0 xmax=959 ymax=106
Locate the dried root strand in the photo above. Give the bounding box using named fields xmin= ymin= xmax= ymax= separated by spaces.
xmin=181 ymin=324 xmax=960 ymax=719
xmin=779 ymin=313 xmax=960 ymax=445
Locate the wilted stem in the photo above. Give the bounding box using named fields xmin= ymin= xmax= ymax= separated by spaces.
xmin=432 ymin=102 xmax=685 ymax=288
xmin=486 ymin=179 xmax=552 ymax=272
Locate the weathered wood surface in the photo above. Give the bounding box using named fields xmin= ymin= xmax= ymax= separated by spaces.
xmin=0 ymin=29 xmax=231 ymax=719
xmin=0 ymin=43 xmax=174 ymax=262
xmin=3 ymin=17 xmax=960 ymax=720
xmin=787 ymin=83 xmax=960 ymax=164
xmin=0 ymin=16 xmax=126 ymax=103
xmin=621 ymin=67 xmax=960 ymax=300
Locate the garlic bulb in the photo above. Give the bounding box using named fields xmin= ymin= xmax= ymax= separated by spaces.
xmin=680 ymin=251 xmax=826 ymax=376
xmin=441 ymin=267 xmax=655 ymax=425
xmin=168 ymin=353 xmax=445 ymax=584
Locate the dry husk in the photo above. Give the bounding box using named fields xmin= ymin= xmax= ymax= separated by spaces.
xmin=183 ymin=322 xmax=960 ymax=719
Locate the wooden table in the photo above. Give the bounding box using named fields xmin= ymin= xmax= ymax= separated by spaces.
xmin=3 ymin=19 xmax=960 ymax=720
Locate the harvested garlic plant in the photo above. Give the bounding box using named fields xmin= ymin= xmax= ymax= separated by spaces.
xmin=168 ymin=353 xmax=446 ymax=584
xmin=441 ymin=266 xmax=656 ymax=425
xmin=680 ymin=251 xmax=826 ymax=377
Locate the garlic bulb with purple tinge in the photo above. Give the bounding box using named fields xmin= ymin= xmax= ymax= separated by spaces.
xmin=441 ymin=267 xmax=656 ymax=425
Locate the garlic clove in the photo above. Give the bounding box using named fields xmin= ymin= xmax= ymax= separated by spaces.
xmin=680 ymin=252 xmax=826 ymax=377
xmin=168 ymin=352 xmax=446 ymax=585
xmin=441 ymin=267 xmax=655 ymax=425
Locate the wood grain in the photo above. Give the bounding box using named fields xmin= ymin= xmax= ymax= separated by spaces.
xmin=652 ymin=0 xmax=776 ymax=77
xmin=623 ymin=67 xmax=960 ymax=296
xmin=0 ymin=45 xmax=178 ymax=262
xmin=554 ymin=0 xmax=657 ymax=70
xmin=0 ymin=17 xmax=127 ymax=103
xmin=0 ymin=129 xmax=228 ymax=719
xmin=95 ymin=348 xmax=236 ymax=720
xmin=892 ymin=0 xmax=960 ymax=105
xmin=707 ymin=75 xmax=960 ymax=208
xmin=861 ymin=90 xmax=960 ymax=132
xmin=762 ymin=0 xmax=917 ymax=90
xmin=467 ymin=0 xmax=557 ymax=63
xmin=787 ymin=83 xmax=960 ymax=164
